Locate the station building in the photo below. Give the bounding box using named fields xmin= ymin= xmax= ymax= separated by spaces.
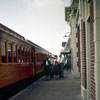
xmin=65 ymin=0 xmax=100 ymax=100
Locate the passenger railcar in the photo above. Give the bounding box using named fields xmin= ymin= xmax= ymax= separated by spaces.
xmin=0 ymin=23 xmax=53 ymax=89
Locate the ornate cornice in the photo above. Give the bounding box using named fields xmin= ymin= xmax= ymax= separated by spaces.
xmin=65 ymin=0 xmax=79 ymax=24
xmin=65 ymin=6 xmax=77 ymax=23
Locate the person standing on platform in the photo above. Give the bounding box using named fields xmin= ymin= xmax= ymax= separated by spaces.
xmin=58 ymin=54 xmax=64 ymax=78
xmin=49 ymin=57 xmax=54 ymax=79
xmin=54 ymin=55 xmax=60 ymax=80
xmin=41 ymin=57 xmax=51 ymax=80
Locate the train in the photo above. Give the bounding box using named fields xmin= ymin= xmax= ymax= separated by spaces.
xmin=0 ymin=23 xmax=53 ymax=97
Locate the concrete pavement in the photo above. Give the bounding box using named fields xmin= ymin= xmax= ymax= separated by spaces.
xmin=9 ymin=70 xmax=83 ymax=100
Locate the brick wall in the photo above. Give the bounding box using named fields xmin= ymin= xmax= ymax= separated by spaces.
xmin=90 ymin=0 xmax=95 ymax=100
xmin=81 ymin=21 xmax=87 ymax=89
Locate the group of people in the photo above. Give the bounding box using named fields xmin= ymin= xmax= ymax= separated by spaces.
xmin=41 ymin=54 xmax=64 ymax=80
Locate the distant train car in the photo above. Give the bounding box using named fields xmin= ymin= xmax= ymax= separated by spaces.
xmin=0 ymin=23 xmax=53 ymax=89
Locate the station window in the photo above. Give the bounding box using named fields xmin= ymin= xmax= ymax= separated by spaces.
xmin=1 ymin=41 xmax=6 ymax=63
xmin=8 ymin=43 xmax=12 ymax=63
xmin=18 ymin=46 xmax=21 ymax=63
xmin=13 ymin=45 xmax=17 ymax=62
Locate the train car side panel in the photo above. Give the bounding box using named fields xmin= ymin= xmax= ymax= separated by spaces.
xmin=0 ymin=63 xmax=33 ymax=88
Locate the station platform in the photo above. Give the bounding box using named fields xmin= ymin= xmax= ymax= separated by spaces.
xmin=9 ymin=70 xmax=83 ymax=100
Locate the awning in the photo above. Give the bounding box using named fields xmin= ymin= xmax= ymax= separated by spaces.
xmin=61 ymin=51 xmax=71 ymax=55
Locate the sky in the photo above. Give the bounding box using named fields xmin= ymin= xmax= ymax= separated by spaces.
xmin=0 ymin=0 xmax=70 ymax=55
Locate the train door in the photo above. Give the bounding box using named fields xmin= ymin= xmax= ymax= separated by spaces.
xmin=31 ymin=48 xmax=36 ymax=75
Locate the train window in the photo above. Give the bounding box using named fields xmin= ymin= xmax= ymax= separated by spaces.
xmin=25 ymin=48 xmax=27 ymax=62
xmin=8 ymin=43 xmax=12 ymax=63
xmin=1 ymin=41 xmax=6 ymax=63
xmin=13 ymin=45 xmax=17 ymax=62
xmin=29 ymin=49 xmax=31 ymax=62
xmin=31 ymin=51 xmax=33 ymax=62
xmin=18 ymin=46 xmax=21 ymax=63
xmin=22 ymin=48 xmax=24 ymax=63
xmin=27 ymin=49 xmax=29 ymax=62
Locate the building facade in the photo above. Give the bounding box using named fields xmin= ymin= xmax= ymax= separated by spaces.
xmin=65 ymin=0 xmax=80 ymax=78
xmin=65 ymin=0 xmax=100 ymax=100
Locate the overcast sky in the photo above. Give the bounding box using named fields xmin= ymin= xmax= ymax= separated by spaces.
xmin=0 ymin=0 xmax=70 ymax=55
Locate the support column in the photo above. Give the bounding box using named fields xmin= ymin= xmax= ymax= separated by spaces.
xmin=80 ymin=0 xmax=87 ymax=100
xmin=71 ymin=18 xmax=80 ymax=78
xmin=85 ymin=0 xmax=91 ymax=99
xmin=94 ymin=0 xmax=100 ymax=100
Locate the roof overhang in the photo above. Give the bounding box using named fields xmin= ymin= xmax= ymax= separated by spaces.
xmin=61 ymin=51 xmax=71 ymax=55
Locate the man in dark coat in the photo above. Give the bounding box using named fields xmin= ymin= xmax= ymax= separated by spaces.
xmin=41 ymin=57 xmax=51 ymax=80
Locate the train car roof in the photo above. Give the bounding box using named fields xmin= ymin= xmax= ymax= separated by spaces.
xmin=0 ymin=23 xmax=25 ymax=40
xmin=0 ymin=23 xmax=54 ymax=56
xmin=26 ymin=40 xmax=53 ymax=55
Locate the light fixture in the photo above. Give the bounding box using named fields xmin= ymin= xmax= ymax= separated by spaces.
xmin=64 ymin=35 xmax=68 ymax=37
xmin=63 ymin=32 xmax=70 ymax=37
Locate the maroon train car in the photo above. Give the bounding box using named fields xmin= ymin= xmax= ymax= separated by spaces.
xmin=0 ymin=23 xmax=53 ymax=88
